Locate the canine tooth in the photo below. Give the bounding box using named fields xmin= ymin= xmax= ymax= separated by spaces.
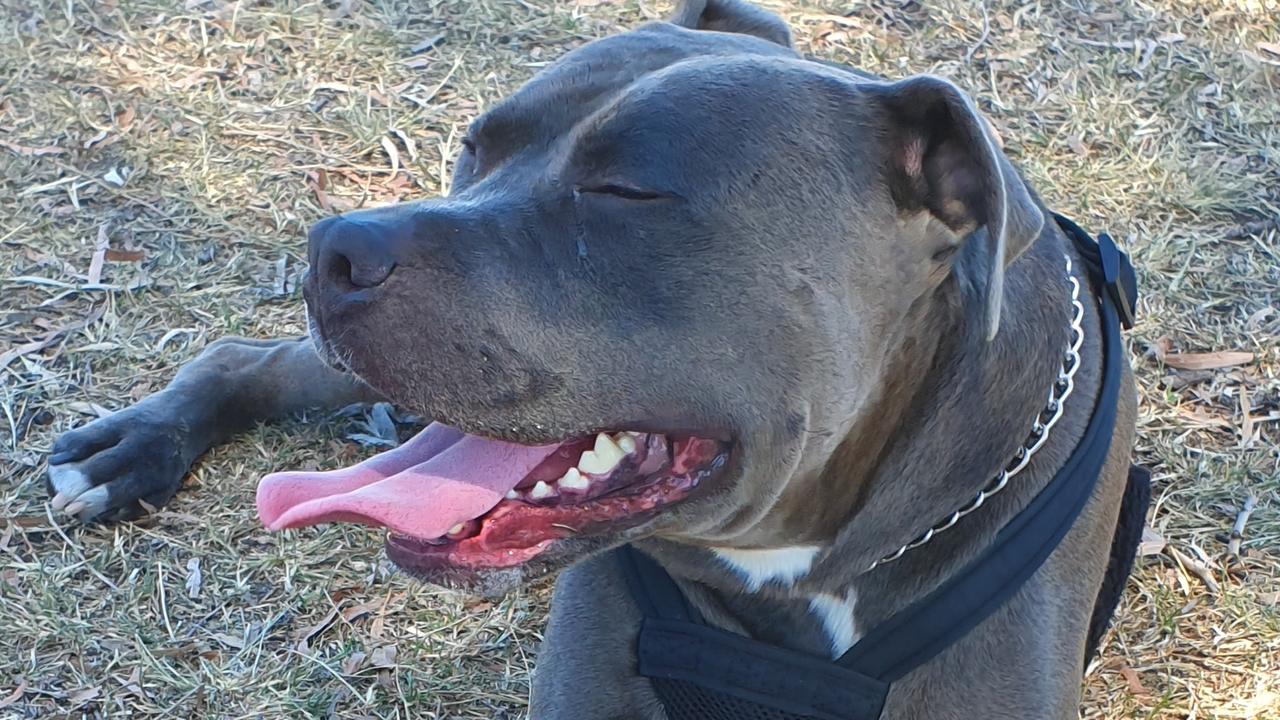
xmin=448 ymin=523 xmax=466 ymax=535
xmin=578 ymin=451 xmax=613 ymax=475
xmin=505 ymin=489 xmax=520 ymax=500
xmin=558 ymin=467 xmax=590 ymax=490
xmin=594 ymin=432 xmax=624 ymax=461
xmin=615 ymin=433 xmax=637 ymax=455
xmin=578 ymin=433 xmax=624 ymax=474
xmin=530 ymin=481 xmax=554 ymax=499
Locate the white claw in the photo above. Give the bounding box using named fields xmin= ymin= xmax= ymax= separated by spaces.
xmin=48 ymin=466 xmax=91 ymax=510
xmin=558 ymin=467 xmax=590 ymax=491
xmin=530 ymin=481 xmax=554 ymax=500
xmin=65 ymin=485 xmax=110 ymax=520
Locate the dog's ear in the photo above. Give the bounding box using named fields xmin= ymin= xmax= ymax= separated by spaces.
xmin=870 ymin=75 xmax=1044 ymax=340
xmin=670 ymin=0 xmax=792 ymax=47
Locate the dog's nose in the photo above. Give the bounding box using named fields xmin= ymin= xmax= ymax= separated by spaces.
xmin=310 ymin=215 xmax=399 ymax=289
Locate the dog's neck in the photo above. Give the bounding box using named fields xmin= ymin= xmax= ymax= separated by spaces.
xmin=637 ymin=216 xmax=1106 ymax=658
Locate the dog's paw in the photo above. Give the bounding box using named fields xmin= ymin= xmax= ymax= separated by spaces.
xmin=46 ymin=400 xmax=196 ymax=523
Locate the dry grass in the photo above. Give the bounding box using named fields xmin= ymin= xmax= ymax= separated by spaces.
xmin=1 ymin=0 xmax=1277 ymax=717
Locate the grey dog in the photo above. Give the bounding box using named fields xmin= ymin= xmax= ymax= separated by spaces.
xmin=47 ymin=1 xmax=1138 ymax=717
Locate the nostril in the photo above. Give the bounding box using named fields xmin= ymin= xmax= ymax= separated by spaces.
xmin=316 ymin=219 xmax=399 ymax=290
xmin=328 ymin=250 xmax=355 ymax=287
xmin=349 ymin=257 xmax=396 ymax=288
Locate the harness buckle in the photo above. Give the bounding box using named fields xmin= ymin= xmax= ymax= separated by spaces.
xmin=1096 ymin=232 xmax=1138 ymax=330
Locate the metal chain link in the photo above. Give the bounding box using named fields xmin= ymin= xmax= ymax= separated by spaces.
xmin=866 ymin=254 xmax=1086 ymax=573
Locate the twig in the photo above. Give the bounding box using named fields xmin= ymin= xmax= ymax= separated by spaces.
xmin=1227 ymin=495 xmax=1258 ymax=556
xmin=1166 ymin=546 xmax=1220 ymax=594
xmin=964 ymin=3 xmax=992 ymax=65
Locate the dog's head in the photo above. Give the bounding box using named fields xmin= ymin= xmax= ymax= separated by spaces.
xmin=256 ymin=0 xmax=1044 ymax=593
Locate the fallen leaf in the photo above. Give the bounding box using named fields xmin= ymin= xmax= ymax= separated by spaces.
xmin=0 ymin=139 xmax=65 ymax=156
xmin=87 ymin=224 xmax=110 ymax=285
xmin=66 ymin=401 xmax=114 ymax=418
xmin=1175 ymin=407 xmax=1233 ymax=429
xmin=1138 ymin=526 xmax=1166 ymax=556
xmin=0 ymin=517 xmax=53 ymax=530
xmin=369 ymin=644 xmax=398 ymax=668
xmin=306 ymin=169 xmax=332 ymax=212
xmin=185 ymin=557 xmax=202 ymax=597
xmin=341 ymin=651 xmax=367 ymax=674
xmin=103 ymin=166 xmax=128 ymax=186
xmin=83 ymin=129 xmax=109 ymax=149
xmin=409 ymin=33 xmax=445 ymax=55
xmin=113 ymin=667 xmax=147 ymax=700
xmin=1240 ymin=390 xmax=1256 ymax=448
xmin=115 ymin=105 xmax=137 ymax=131
xmin=380 ymin=135 xmax=400 ymax=176
xmin=1146 ymin=336 xmax=1172 ymax=361
xmin=211 ymin=632 xmax=245 ymax=649
xmin=274 ymin=254 xmax=288 ymax=296
xmin=292 ymin=605 xmax=341 ymax=653
xmin=0 ymin=682 xmax=26 ymax=708
xmin=1119 ymin=666 xmax=1149 ymax=696
xmin=341 ymin=600 xmax=382 ymax=623
xmin=390 ymin=128 xmax=417 ymax=162
xmin=105 ymin=249 xmax=145 ymax=262
xmin=1162 ymin=351 xmax=1254 ymax=370
xmin=0 ymin=306 xmax=105 ymax=371
xmin=69 ymin=686 xmax=101 ymax=706
xmin=1162 ymin=369 xmax=1214 ymax=390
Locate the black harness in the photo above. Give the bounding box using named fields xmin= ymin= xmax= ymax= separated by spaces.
xmin=616 ymin=216 xmax=1151 ymax=720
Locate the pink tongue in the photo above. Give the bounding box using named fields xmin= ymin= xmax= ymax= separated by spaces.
xmin=256 ymin=422 xmax=561 ymax=540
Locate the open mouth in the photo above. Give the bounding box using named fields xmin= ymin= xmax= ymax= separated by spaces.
xmin=255 ymin=423 xmax=730 ymax=572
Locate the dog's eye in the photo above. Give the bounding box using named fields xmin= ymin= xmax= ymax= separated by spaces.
xmin=577 ymin=184 xmax=667 ymax=201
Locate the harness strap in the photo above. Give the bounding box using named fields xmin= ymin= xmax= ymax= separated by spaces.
xmin=620 ymin=547 xmax=889 ymax=720
xmin=1084 ymin=464 xmax=1151 ymax=665
xmin=639 ymin=618 xmax=888 ymax=720
xmin=617 ymin=538 xmax=702 ymax=623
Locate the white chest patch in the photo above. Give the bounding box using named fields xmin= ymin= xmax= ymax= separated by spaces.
xmin=808 ymin=590 xmax=860 ymax=657
xmin=712 ymin=545 xmax=821 ymax=592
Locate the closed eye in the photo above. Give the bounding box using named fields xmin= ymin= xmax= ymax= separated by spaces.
xmin=577 ymin=184 xmax=670 ymax=201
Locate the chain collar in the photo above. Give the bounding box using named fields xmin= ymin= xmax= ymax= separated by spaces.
xmin=866 ymin=254 xmax=1086 ymax=573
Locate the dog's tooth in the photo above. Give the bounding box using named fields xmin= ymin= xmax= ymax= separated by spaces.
xmin=505 ymin=489 xmax=520 ymax=500
xmin=594 ymin=432 xmax=624 ymax=460
xmin=579 ymin=433 xmax=624 ymax=474
xmin=614 ymin=433 xmax=637 ymax=455
xmin=530 ymin=480 xmax=554 ymax=500
xmin=578 ymin=450 xmax=615 ymax=475
xmin=558 ymin=467 xmax=590 ymax=491
xmin=448 ymin=523 xmax=466 ymax=536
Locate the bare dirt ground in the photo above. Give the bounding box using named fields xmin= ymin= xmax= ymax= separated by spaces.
xmin=2 ymin=0 xmax=1278 ymax=717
